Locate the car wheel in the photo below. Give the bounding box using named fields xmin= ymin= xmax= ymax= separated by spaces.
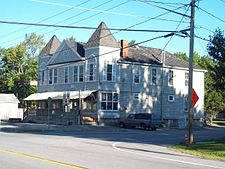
xmin=119 ymin=122 xmax=125 ymax=128
xmin=140 ymin=123 xmax=147 ymax=130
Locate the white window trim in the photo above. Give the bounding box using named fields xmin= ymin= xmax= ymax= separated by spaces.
xmin=53 ymin=68 xmax=58 ymax=84
xmin=168 ymin=70 xmax=174 ymax=86
xmin=73 ymin=65 xmax=84 ymax=83
xmin=103 ymin=62 xmax=116 ymax=82
xmin=168 ymin=95 xmax=175 ymax=102
xmin=86 ymin=63 xmax=96 ymax=82
xmin=133 ymin=65 xmax=141 ymax=84
xmin=151 ymin=68 xmax=158 ymax=85
xmin=185 ymin=72 xmax=189 ymax=87
xmin=48 ymin=69 xmax=53 ymax=85
xmin=100 ymin=92 xmax=119 ymax=111
xmin=184 ymin=95 xmax=188 ymax=112
xmin=133 ymin=93 xmax=139 ymax=100
xmin=64 ymin=67 xmax=69 ymax=84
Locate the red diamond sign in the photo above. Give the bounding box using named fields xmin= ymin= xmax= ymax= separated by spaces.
xmin=192 ymin=88 xmax=199 ymax=108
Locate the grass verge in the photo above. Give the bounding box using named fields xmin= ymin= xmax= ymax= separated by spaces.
xmin=170 ymin=138 xmax=225 ymax=161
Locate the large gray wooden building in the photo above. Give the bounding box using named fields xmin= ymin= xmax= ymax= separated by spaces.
xmin=24 ymin=22 xmax=205 ymax=127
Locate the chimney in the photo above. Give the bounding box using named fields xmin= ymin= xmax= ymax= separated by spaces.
xmin=120 ymin=40 xmax=129 ymax=58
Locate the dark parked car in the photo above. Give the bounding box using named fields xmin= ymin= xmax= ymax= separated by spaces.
xmin=119 ymin=113 xmax=162 ymax=130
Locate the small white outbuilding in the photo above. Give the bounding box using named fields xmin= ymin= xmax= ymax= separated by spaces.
xmin=0 ymin=94 xmax=22 ymax=120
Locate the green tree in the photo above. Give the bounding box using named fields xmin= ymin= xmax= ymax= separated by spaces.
xmin=207 ymin=29 xmax=225 ymax=90
xmin=0 ymin=33 xmax=45 ymax=101
xmin=129 ymin=40 xmax=136 ymax=45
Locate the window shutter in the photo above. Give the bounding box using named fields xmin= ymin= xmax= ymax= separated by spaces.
xmin=103 ymin=63 xmax=107 ymax=81
xmin=112 ymin=63 xmax=116 ymax=81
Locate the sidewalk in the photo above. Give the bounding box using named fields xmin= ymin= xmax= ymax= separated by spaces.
xmin=0 ymin=121 xmax=126 ymax=133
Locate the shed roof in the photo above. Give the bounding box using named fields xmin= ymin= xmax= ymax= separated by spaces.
xmin=0 ymin=94 xmax=20 ymax=103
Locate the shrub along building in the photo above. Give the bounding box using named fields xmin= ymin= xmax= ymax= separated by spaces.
xmin=24 ymin=22 xmax=205 ymax=127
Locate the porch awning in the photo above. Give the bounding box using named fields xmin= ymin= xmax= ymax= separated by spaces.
xmin=23 ymin=90 xmax=96 ymax=101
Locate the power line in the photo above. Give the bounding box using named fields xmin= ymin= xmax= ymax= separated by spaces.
xmin=43 ymin=3 xmax=189 ymax=57
xmin=219 ymin=0 xmax=225 ymax=3
xmin=2 ymin=1 xmax=188 ymax=47
xmin=3 ymin=1 xmax=187 ymax=54
xmin=162 ymin=5 xmax=190 ymax=50
xmin=198 ymin=6 xmax=225 ymax=24
xmin=0 ymin=0 xmax=92 ymax=39
xmin=194 ymin=35 xmax=210 ymax=42
xmin=0 ymin=20 xmax=191 ymax=33
xmin=133 ymin=0 xmax=190 ymax=18
xmin=136 ymin=0 xmax=187 ymax=6
xmin=2 ymin=0 xmax=115 ymax=46
xmin=195 ymin=26 xmax=214 ymax=33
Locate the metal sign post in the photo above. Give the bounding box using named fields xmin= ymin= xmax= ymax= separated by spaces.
xmin=47 ymin=97 xmax=52 ymax=129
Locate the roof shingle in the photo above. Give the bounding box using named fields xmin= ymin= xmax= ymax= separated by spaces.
xmin=86 ymin=22 xmax=119 ymax=48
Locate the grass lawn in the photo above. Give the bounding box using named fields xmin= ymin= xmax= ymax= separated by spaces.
xmin=170 ymin=138 xmax=225 ymax=161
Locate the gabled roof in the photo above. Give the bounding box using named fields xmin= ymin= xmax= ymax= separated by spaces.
xmin=65 ymin=39 xmax=85 ymax=57
xmin=86 ymin=22 xmax=119 ymax=48
xmin=120 ymin=46 xmax=203 ymax=69
xmin=47 ymin=39 xmax=84 ymax=66
xmin=39 ymin=35 xmax=61 ymax=56
xmin=0 ymin=94 xmax=20 ymax=103
xmin=120 ymin=46 xmax=162 ymax=65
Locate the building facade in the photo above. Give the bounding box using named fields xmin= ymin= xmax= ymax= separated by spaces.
xmin=25 ymin=22 xmax=205 ymax=127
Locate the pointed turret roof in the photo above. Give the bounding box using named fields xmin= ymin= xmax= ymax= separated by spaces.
xmin=86 ymin=22 xmax=119 ymax=48
xmin=40 ymin=35 xmax=61 ymax=56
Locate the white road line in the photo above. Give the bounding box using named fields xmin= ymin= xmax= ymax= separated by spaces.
xmin=112 ymin=142 xmax=225 ymax=169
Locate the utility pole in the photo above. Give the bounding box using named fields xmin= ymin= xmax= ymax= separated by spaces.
xmin=188 ymin=0 xmax=195 ymax=144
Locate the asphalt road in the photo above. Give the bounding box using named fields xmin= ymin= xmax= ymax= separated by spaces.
xmin=0 ymin=124 xmax=225 ymax=169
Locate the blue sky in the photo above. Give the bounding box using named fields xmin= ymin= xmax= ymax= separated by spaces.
xmin=0 ymin=0 xmax=225 ymax=56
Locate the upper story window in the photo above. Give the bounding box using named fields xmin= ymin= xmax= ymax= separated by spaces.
xmin=133 ymin=66 xmax=140 ymax=84
xmin=48 ymin=69 xmax=53 ymax=84
xmin=168 ymin=70 xmax=174 ymax=86
xmin=103 ymin=63 xmax=116 ymax=81
xmin=64 ymin=67 xmax=69 ymax=83
xmin=185 ymin=72 xmax=189 ymax=86
xmin=87 ymin=63 xmax=96 ymax=81
xmin=53 ymin=68 xmax=57 ymax=84
xmin=41 ymin=71 xmax=45 ymax=84
xmin=151 ymin=68 xmax=157 ymax=85
xmin=73 ymin=65 xmax=84 ymax=82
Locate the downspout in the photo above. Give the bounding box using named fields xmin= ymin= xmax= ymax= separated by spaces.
xmin=160 ymin=49 xmax=165 ymax=122
xmin=131 ymin=63 xmax=133 ymax=113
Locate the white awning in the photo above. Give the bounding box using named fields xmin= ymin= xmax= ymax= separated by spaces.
xmin=23 ymin=90 xmax=96 ymax=101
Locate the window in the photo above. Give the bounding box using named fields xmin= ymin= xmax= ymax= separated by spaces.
xmin=74 ymin=65 xmax=84 ymax=82
xmin=53 ymin=68 xmax=57 ymax=84
xmin=87 ymin=63 xmax=96 ymax=81
xmin=151 ymin=68 xmax=157 ymax=85
xmin=103 ymin=63 xmax=116 ymax=81
xmin=41 ymin=71 xmax=45 ymax=84
xmin=79 ymin=65 xmax=84 ymax=82
xmin=133 ymin=93 xmax=139 ymax=100
xmin=168 ymin=70 xmax=174 ymax=86
xmin=185 ymin=72 xmax=189 ymax=86
xmin=74 ymin=66 xmax=78 ymax=82
xmin=168 ymin=95 xmax=174 ymax=102
xmin=133 ymin=66 xmax=140 ymax=83
xmin=184 ymin=96 xmax=188 ymax=112
xmin=48 ymin=69 xmax=53 ymax=84
xmin=64 ymin=67 xmax=69 ymax=83
xmin=100 ymin=92 xmax=118 ymax=110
